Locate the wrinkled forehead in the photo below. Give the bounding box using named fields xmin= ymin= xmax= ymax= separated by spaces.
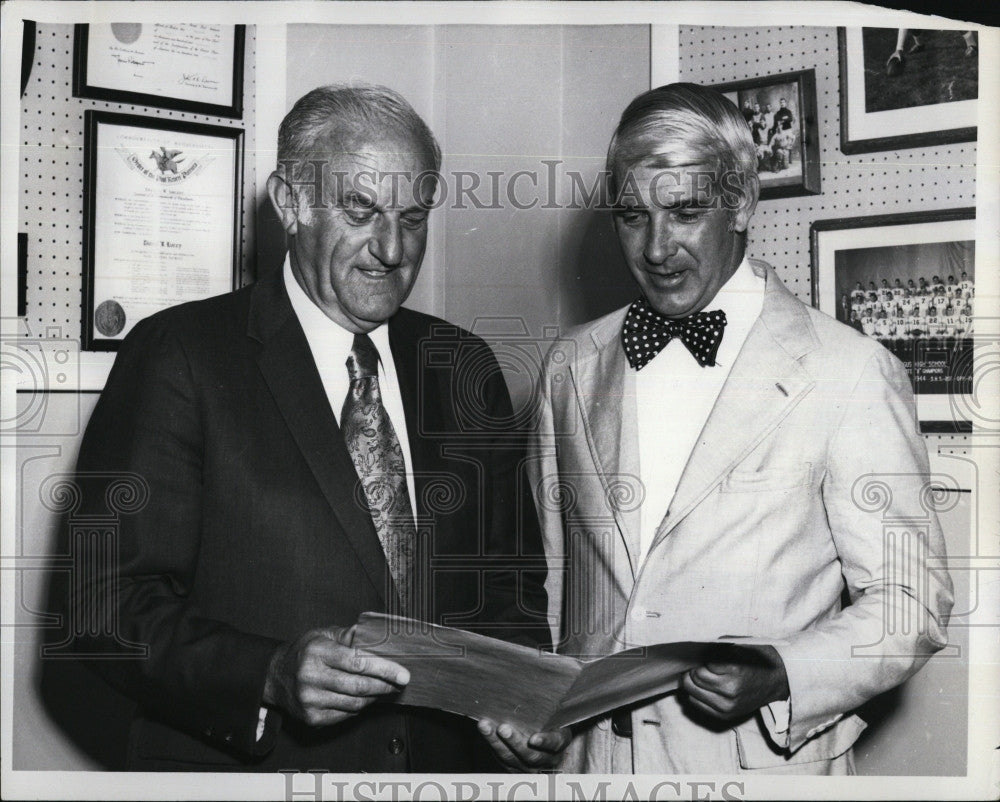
xmin=313 ymin=130 xmax=437 ymax=206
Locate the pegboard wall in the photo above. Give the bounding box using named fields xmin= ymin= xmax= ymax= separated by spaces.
xmin=17 ymin=22 xmax=257 ymax=342
xmin=679 ymin=25 xmax=975 ymax=452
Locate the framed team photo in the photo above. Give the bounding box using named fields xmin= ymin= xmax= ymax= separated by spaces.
xmin=838 ymin=27 xmax=977 ymax=154
xmin=713 ymin=69 xmax=820 ymax=200
xmin=810 ymin=207 xmax=976 ymax=433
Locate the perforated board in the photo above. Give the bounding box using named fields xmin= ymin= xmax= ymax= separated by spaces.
xmin=679 ymin=25 xmax=976 ymax=451
xmin=17 ymin=22 xmax=257 ymax=342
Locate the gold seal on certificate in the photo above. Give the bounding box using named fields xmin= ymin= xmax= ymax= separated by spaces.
xmin=94 ymin=300 xmax=126 ymax=337
xmin=82 ymin=111 xmax=242 ymax=350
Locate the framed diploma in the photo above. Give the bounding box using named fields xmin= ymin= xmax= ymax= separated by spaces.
xmin=82 ymin=111 xmax=243 ymax=351
xmin=73 ymin=24 xmax=245 ymax=118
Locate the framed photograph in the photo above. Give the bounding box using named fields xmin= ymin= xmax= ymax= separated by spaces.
xmin=713 ymin=69 xmax=820 ymax=200
xmin=838 ymin=27 xmax=977 ymax=154
xmin=82 ymin=111 xmax=243 ymax=351
xmin=810 ymin=207 xmax=976 ymax=433
xmin=73 ymin=23 xmax=245 ymax=118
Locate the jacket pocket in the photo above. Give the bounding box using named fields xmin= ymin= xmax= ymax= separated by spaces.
xmin=721 ymin=463 xmax=812 ymax=493
xmin=734 ymin=713 xmax=866 ymax=769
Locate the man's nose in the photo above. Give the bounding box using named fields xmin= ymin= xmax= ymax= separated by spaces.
xmin=368 ymin=214 xmax=404 ymax=267
xmin=643 ymin=214 xmax=676 ymax=265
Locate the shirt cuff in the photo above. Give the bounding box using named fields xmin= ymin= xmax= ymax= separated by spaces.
xmin=256 ymin=707 xmax=268 ymax=742
xmin=760 ymin=698 xmax=791 ymax=749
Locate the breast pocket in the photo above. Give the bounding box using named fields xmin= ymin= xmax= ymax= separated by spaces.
xmin=720 ymin=463 xmax=812 ymax=493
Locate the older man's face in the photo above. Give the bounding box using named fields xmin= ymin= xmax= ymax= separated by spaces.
xmin=612 ymin=159 xmax=755 ymax=318
xmin=279 ymin=131 xmax=434 ymax=332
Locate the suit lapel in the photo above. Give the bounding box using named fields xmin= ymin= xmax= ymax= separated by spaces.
xmin=571 ymin=312 xmax=642 ymax=577
xmin=650 ymin=263 xmax=819 ymax=548
xmin=248 ymin=273 xmax=388 ymax=605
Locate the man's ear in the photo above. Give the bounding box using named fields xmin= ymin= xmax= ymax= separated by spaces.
xmin=731 ymin=173 xmax=760 ymax=234
xmin=267 ymin=171 xmax=300 ymax=236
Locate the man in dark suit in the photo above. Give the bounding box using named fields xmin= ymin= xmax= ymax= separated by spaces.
xmin=66 ymin=84 xmax=562 ymax=772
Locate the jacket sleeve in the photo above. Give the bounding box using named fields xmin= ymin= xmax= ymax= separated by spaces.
xmin=70 ymin=316 xmax=284 ymax=757
xmin=473 ymin=339 xmax=551 ymax=651
xmin=526 ymin=342 xmax=568 ymax=651
xmin=773 ymin=346 xmax=954 ymax=752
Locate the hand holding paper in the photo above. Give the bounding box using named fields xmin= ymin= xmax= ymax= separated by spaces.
xmin=351 ymin=613 xmax=772 ymax=733
xmin=476 ymin=719 xmax=572 ymax=772
xmin=263 ymin=625 xmax=410 ymax=727
xmin=681 ymin=643 xmax=790 ymax=722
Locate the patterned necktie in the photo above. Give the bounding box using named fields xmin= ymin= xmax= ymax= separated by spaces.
xmin=341 ymin=333 xmax=416 ymax=613
xmin=621 ymin=298 xmax=728 ymax=370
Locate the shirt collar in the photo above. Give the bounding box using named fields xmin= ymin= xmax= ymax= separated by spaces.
xmin=282 ymin=253 xmax=392 ymax=365
xmin=701 ymin=256 xmax=765 ymax=368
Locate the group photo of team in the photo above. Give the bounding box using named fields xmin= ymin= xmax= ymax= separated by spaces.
xmin=735 ymin=81 xmax=801 ymax=178
xmin=835 ymin=239 xmax=974 ymax=394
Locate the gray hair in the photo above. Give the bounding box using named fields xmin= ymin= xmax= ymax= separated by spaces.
xmin=277 ymin=83 xmax=441 ymax=172
xmin=606 ymin=82 xmax=757 ymax=210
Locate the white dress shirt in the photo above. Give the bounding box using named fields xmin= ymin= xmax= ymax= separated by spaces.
xmin=283 ymin=255 xmax=417 ymax=519
xmin=635 ymin=257 xmax=764 ymax=566
xmin=633 ymin=257 xmax=790 ymax=743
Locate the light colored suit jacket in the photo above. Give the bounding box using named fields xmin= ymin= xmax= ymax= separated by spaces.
xmin=530 ymin=261 xmax=953 ymax=774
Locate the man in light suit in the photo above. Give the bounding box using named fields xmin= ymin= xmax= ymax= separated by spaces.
xmin=530 ymin=83 xmax=953 ymax=774
xmin=63 ymin=84 xmax=563 ymax=772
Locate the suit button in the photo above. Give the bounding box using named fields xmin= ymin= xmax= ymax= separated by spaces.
xmin=388 ymin=738 xmax=405 ymax=755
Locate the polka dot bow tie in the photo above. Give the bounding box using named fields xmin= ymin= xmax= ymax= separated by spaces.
xmin=621 ymin=299 xmax=728 ymax=370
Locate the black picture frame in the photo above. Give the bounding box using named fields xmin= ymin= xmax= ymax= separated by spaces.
xmin=810 ymin=207 xmax=977 ymax=434
xmin=73 ymin=24 xmax=245 ymax=119
xmin=837 ymin=27 xmax=977 ymax=154
xmin=18 ymin=233 xmax=28 ymax=317
xmin=21 ymin=20 xmax=36 ymax=98
xmin=82 ymin=111 xmax=243 ymax=351
xmin=712 ymin=69 xmax=821 ymax=201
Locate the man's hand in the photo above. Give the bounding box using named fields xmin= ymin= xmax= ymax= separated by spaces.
xmin=680 ymin=644 xmax=789 ymax=723
xmin=263 ymin=626 xmax=409 ymax=727
xmin=477 ymin=719 xmax=572 ymax=772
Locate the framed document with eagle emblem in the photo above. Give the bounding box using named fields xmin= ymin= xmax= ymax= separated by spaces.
xmin=82 ymin=111 xmax=243 ymax=350
xmin=73 ymin=24 xmax=245 ymax=118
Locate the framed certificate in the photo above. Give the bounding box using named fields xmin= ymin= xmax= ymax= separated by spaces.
xmin=810 ymin=207 xmax=976 ymax=433
xmin=73 ymin=24 xmax=245 ymax=118
xmin=82 ymin=111 xmax=243 ymax=351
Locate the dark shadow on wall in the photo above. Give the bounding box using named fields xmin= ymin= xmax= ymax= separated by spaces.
xmin=254 ymin=191 xmax=288 ymax=282
xmin=562 ymin=209 xmax=636 ymax=328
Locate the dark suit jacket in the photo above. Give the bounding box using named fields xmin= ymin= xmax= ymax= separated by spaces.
xmin=66 ymin=270 xmax=550 ymax=771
